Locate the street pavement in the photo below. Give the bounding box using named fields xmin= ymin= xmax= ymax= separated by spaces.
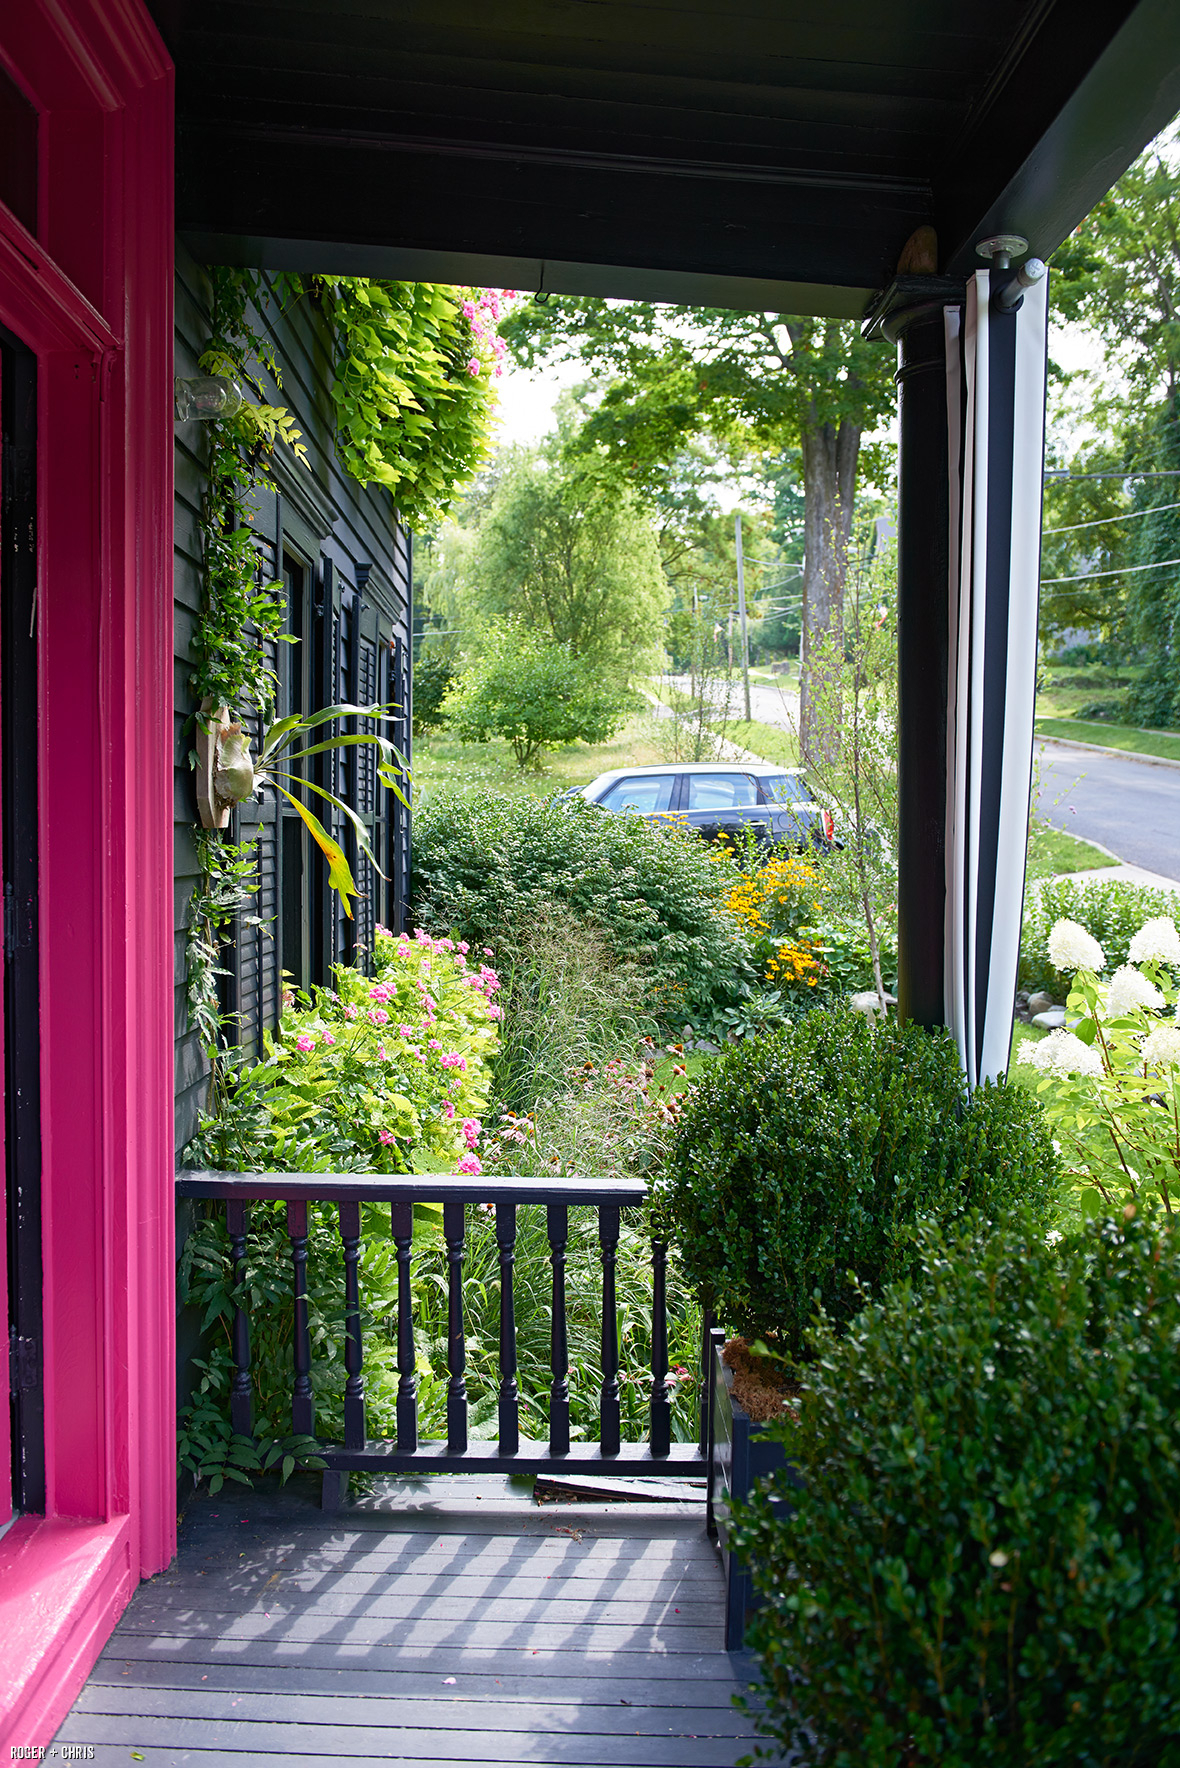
xmin=1036 ymin=741 xmax=1180 ymax=884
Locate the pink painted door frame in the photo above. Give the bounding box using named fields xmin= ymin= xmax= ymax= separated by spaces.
xmin=0 ymin=1 xmax=174 ymax=1749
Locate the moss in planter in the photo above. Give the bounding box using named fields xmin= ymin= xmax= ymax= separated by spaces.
xmin=659 ymin=1007 xmax=1060 ymax=1357
xmin=722 ymin=1337 xmax=798 ymax=1423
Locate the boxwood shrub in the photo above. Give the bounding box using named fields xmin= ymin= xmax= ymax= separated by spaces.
xmin=736 ymin=1215 xmax=1180 ymax=1767
xmin=659 ymin=1007 xmax=1058 ymax=1352
xmin=410 ymin=788 xmax=754 ymax=1029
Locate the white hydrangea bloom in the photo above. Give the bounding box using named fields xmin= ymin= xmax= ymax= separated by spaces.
xmin=1141 ymin=1024 xmax=1180 ymax=1069
xmin=1047 ymin=918 xmax=1105 ymax=974
xmin=1016 ymin=1029 xmax=1104 ymax=1078
xmin=1105 ymin=964 xmax=1165 ymax=1018
xmin=1127 ymin=917 xmax=1180 ymax=965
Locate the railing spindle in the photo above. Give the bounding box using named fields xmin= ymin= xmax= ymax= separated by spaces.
xmin=287 ymin=1200 xmax=315 ymax=1438
xmin=443 ymin=1199 xmax=467 ymax=1453
xmin=226 ymin=1200 xmax=253 ymax=1438
xmin=391 ymin=1201 xmax=418 ymax=1452
xmin=699 ymin=1306 xmax=714 ymax=1456
xmin=598 ymin=1204 xmax=620 ymax=1458
xmin=548 ymin=1203 xmax=570 ymax=1456
xmin=338 ymin=1201 xmax=366 ymax=1450
xmin=650 ymin=1236 xmax=671 ymax=1457
xmin=496 ymin=1202 xmax=519 ymax=1455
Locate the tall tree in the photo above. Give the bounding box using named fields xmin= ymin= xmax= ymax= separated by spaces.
xmin=502 ymin=301 xmax=895 ymax=757
xmin=468 ymin=449 xmax=669 ymax=686
xmin=1051 ymin=121 xmax=1180 ymax=718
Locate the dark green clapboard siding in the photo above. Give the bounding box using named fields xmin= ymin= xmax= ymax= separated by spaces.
xmin=172 ymin=242 xmax=413 ymax=1148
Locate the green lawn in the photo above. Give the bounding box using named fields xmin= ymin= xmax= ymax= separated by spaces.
xmin=1027 ymin=822 xmax=1114 ymax=878
xmin=1035 ymin=715 xmax=1180 ymax=763
xmin=412 ymin=715 xmax=671 ymax=803
xmin=710 ymin=718 xmax=800 ymax=767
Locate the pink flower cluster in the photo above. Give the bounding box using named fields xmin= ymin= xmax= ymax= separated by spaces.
xmin=462 ymin=1118 xmax=481 ymax=1151
xmin=456 ymin=1152 xmax=482 ymax=1175
xmin=439 ymin=1052 xmax=468 ymax=1072
xmin=459 ymin=288 xmax=517 ymax=380
xmin=295 ymin=1033 xmax=316 ymax=1054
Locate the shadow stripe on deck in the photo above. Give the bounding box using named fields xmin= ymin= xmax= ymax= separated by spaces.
xmin=57 ymin=1478 xmax=796 ymax=1767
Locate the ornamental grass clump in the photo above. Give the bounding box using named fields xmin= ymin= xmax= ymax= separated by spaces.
xmin=735 ymin=1214 xmax=1180 ymax=1768
xmin=659 ymin=1007 xmax=1058 ymax=1354
xmin=1018 ymin=913 xmax=1180 ymax=1215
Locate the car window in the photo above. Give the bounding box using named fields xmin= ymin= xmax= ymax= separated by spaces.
xmin=762 ymin=774 xmax=810 ymax=805
xmin=599 ymin=775 xmax=676 ymax=814
xmin=685 ymin=772 xmax=758 ymax=810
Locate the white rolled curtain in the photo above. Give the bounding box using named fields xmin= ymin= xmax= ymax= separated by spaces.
xmin=944 ymin=269 xmax=1049 ymax=1085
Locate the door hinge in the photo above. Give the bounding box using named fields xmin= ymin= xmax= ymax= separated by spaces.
xmin=9 ymin=1329 xmax=38 ymax=1393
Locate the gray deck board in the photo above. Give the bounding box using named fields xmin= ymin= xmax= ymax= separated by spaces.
xmin=57 ymin=1478 xmax=796 ymax=1766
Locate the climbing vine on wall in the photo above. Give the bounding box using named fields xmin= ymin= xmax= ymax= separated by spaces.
xmin=185 ymin=271 xmax=513 ymax=1075
xmin=315 ymin=278 xmax=512 ymax=527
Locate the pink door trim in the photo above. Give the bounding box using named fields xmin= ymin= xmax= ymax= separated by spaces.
xmin=0 ymin=0 xmax=174 ymax=1748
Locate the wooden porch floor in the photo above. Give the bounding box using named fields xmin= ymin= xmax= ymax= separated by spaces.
xmin=56 ymin=1476 xmax=797 ymax=1766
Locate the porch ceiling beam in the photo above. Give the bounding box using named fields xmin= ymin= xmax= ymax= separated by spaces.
xmin=152 ymin=0 xmax=1180 ymax=318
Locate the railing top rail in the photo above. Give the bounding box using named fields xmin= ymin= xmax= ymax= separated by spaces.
xmin=176 ymin=1169 xmax=650 ymax=1207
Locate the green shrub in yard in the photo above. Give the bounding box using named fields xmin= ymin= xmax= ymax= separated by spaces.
xmin=736 ymin=1214 xmax=1180 ymax=1768
xmin=411 ymin=789 xmax=754 ymax=1031
xmin=1021 ymin=875 xmax=1180 ymax=998
xmin=658 ymin=1009 xmax=1058 ymax=1354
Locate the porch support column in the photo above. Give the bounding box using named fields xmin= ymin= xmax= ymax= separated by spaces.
xmin=865 ymin=276 xmax=964 ymax=1029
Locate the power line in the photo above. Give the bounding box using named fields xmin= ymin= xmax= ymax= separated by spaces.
xmin=1041 ymin=555 xmax=1180 ymax=585
xmin=1043 ymin=500 xmax=1180 ymax=536
xmin=1047 ymin=470 xmax=1180 ymax=484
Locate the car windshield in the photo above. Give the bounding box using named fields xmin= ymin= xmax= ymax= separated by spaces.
xmin=762 ymin=774 xmax=809 ymax=805
xmin=599 ymin=775 xmax=676 ymax=814
xmin=685 ymin=772 xmax=758 ymax=810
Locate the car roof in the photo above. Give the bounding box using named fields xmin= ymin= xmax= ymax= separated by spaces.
xmin=581 ymin=762 xmax=806 ymax=789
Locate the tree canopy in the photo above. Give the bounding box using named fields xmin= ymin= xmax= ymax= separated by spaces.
xmin=466 ymin=449 xmax=670 ymax=686
xmin=501 ymin=299 xmax=895 ymax=756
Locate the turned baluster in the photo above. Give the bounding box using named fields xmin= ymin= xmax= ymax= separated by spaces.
xmin=649 ymin=1236 xmax=671 ymax=1458
xmin=226 ymin=1199 xmax=253 ymax=1438
xmin=287 ymin=1200 xmax=315 ymax=1438
xmin=598 ymin=1205 xmax=621 ymax=1458
xmin=496 ymin=1202 xmax=519 ymax=1455
xmin=548 ymin=1204 xmax=570 ymax=1456
xmin=444 ymin=1199 xmax=467 ymax=1454
xmin=391 ymin=1201 xmax=418 ymax=1452
xmin=338 ymin=1200 xmax=366 ymax=1450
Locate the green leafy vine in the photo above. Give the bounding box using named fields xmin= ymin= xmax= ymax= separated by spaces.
xmin=185 ymin=270 xmax=511 ymax=1080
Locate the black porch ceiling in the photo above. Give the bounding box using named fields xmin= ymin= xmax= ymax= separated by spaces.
xmin=149 ymin=0 xmax=1180 ymax=316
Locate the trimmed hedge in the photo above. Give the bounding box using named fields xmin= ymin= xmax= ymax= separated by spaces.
xmin=736 ymin=1215 xmax=1180 ymax=1767
xmin=659 ymin=1008 xmax=1058 ymax=1354
xmin=410 ymin=789 xmax=753 ymax=1029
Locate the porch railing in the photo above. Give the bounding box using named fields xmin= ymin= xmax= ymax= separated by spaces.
xmin=177 ymin=1170 xmax=708 ymax=1500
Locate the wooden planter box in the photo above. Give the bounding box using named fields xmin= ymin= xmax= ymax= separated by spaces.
xmin=706 ymin=1326 xmax=801 ymax=1650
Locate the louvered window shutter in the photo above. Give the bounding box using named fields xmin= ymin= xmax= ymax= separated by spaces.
xmin=233 ymin=517 xmax=282 ymax=1056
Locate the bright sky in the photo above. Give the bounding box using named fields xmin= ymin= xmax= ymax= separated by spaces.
xmin=489 ymin=308 xmax=1111 ymax=487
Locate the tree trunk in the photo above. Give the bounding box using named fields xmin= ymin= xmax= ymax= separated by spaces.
xmin=799 ymin=418 xmax=860 ymax=762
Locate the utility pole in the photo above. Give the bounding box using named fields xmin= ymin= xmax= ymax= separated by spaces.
xmin=734 ymin=510 xmax=752 ymax=723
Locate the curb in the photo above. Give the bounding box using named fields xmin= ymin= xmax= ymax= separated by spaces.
xmin=1036 ymin=732 xmax=1180 ymax=773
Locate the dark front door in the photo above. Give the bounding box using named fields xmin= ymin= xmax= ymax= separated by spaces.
xmin=0 ymin=323 xmax=44 ymax=1520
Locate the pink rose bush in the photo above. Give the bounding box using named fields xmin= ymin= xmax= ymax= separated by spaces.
xmin=210 ymin=927 xmax=500 ymax=1175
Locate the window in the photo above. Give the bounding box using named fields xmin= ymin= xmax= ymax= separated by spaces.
xmin=763 ymin=773 xmax=810 ymax=804
xmin=600 ymin=774 xmax=676 ymax=814
xmin=685 ymin=772 xmax=758 ymax=811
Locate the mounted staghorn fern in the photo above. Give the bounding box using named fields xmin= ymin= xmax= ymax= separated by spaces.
xmin=219 ymin=700 xmax=411 ymax=920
